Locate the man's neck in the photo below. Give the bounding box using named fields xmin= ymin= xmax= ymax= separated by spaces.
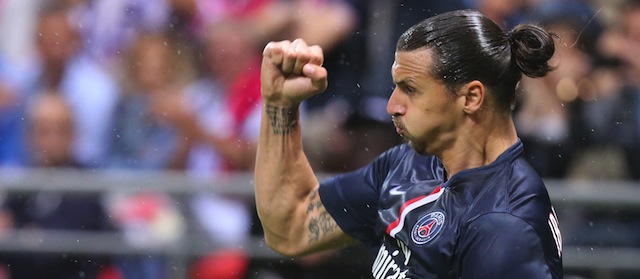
xmin=439 ymin=114 xmax=518 ymax=180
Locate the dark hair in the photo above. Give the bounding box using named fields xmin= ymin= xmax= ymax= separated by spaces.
xmin=396 ymin=9 xmax=555 ymax=111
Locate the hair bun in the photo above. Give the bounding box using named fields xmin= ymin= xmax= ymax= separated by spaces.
xmin=508 ymin=24 xmax=555 ymax=78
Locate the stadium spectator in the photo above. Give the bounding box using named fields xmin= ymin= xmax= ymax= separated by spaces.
xmin=181 ymin=20 xmax=262 ymax=279
xmin=105 ymin=32 xmax=192 ymax=279
xmin=107 ymin=29 xmax=254 ymax=278
xmin=15 ymin=2 xmax=118 ymax=167
xmin=107 ymin=33 xmax=194 ymax=171
xmin=0 ymin=93 xmax=111 ymax=279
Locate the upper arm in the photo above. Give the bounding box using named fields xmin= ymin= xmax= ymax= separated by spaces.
xmin=281 ymin=147 xmax=394 ymax=255
xmin=298 ymin=186 xmax=359 ymax=255
xmin=457 ymin=213 xmax=553 ymax=279
xmin=263 ymin=145 xmax=397 ymax=257
xmin=260 ymin=182 xmax=357 ymax=257
xmin=316 ymin=159 xmax=390 ymax=249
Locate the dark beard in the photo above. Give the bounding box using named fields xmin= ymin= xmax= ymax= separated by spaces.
xmin=405 ymin=137 xmax=428 ymax=155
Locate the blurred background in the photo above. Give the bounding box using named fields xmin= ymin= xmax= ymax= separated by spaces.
xmin=0 ymin=0 xmax=639 ymax=278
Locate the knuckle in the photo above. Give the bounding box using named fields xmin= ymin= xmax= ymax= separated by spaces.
xmin=264 ymin=41 xmax=285 ymax=56
xmin=297 ymin=51 xmax=311 ymax=61
xmin=288 ymin=44 xmax=298 ymax=54
xmin=263 ymin=42 xmax=274 ymax=55
xmin=310 ymin=45 xmax=323 ymax=53
xmin=310 ymin=46 xmax=324 ymax=60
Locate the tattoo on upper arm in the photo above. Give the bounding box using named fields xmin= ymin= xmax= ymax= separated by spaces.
xmin=266 ymin=105 xmax=298 ymax=135
xmin=307 ymin=189 xmax=339 ymax=245
xmin=307 ymin=189 xmax=321 ymax=213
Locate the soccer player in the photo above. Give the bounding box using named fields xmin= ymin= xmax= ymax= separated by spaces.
xmin=255 ymin=9 xmax=563 ymax=278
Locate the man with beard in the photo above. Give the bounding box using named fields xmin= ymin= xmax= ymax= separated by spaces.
xmin=255 ymin=9 xmax=563 ymax=279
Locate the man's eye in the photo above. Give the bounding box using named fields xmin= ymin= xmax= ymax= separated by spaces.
xmin=405 ymin=86 xmax=416 ymax=93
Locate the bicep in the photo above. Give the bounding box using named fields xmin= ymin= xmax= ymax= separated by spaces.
xmin=458 ymin=213 xmax=552 ymax=279
xmin=294 ymin=147 xmax=397 ymax=254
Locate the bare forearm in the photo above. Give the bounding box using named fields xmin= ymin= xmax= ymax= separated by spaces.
xmin=255 ymin=104 xmax=318 ymax=249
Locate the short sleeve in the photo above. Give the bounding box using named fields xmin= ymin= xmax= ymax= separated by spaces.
xmin=319 ymin=149 xmax=397 ymax=248
xmin=456 ymin=213 xmax=555 ymax=279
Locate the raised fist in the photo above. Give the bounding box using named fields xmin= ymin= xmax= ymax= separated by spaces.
xmin=260 ymin=39 xmax=328 ymax=107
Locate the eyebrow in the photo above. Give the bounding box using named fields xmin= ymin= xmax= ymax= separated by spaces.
xmin=393 ymin=78 xmax=416 ymax=87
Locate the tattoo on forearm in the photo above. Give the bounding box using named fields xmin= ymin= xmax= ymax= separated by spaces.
xmin=307 ymin=189 xmax=338 ymax=244
xmin=266 ymin=105 xmax=298 ymax=135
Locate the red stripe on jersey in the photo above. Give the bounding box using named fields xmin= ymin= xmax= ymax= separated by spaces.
xmin=386 ymin=185 xmax=442 ymax=236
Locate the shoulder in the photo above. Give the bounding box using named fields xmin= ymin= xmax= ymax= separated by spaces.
xmin=481 ymin=157 xmax=557 ymax=251
xmin=505 ymin=158 xmax=553 ymax=214
xmin=461 ymin=155 xmax=553 ymax=234
xmin=375 ymin=144 xmax=409 ymax=167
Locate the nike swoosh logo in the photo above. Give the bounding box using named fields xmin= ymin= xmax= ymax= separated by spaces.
xmin=389 ymin=186 xmax=404 ymax=195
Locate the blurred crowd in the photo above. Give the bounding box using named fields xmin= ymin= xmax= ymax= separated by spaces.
xmin=0 ymin=0 xmax=639 ymax=278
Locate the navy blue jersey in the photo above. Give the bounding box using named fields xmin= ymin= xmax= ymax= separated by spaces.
xmin=319 ymin=140 xmax=562 ymax=279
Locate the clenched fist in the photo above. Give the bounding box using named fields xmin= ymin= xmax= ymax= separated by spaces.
xmin=261 ymin=39 xmax=328 ymax=107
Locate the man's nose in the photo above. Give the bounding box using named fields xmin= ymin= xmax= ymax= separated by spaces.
xmin=386 ymin=88 xmax=406 ymax=116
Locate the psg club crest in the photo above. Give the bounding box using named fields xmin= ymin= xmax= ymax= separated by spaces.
xmin=411 ymin=211 xmax=445 ymax=245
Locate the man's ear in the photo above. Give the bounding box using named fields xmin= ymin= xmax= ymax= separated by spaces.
xmin=456 ymin=80 xmax=485 ymax=114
